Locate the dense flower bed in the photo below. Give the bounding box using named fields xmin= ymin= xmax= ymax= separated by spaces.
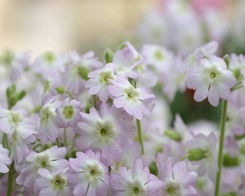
xmin=0 ymin=40 xmax=244 ymax=196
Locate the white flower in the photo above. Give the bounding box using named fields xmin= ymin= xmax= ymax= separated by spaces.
xmin=186 ymin=56 xmax=236 ymax=106
xmin=0 ymin=109 xmax=36 ymax=163
xmin=38 ymin=99 xmax=60 ymax=143
xmin=85 ymin=63 xmax=116 ymax=102
xmin=141 ymin=44 xmax=173 ymax=73
xmin=16 ymin=146 xmax=67 ymax=189
xmin=35 ymin=167 xmax=72 ymax=196
xmin=69 ymin=150 xmax=109 ymax=196
xmin=109 ymin=77 xmax=155 ymax=120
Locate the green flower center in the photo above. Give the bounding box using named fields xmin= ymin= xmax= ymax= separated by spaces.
xmin=125 ymin=87 xmax=139 ymax=101
xmin=93 ymin=121 xmax=116 ymax=147
xmin=84 ymin=162 xmax=104 ymax=184
xmin=51 ymin=175 xmax=66 ymax=191
xmin=133 ymin=187 xmax=140 ymax=194
xmin=9 ymin=112 xmax=22 ymax=126
xmin=210 ymin=72 xmax=217 ymax=78
xmin=165 ymin=181 xmax=181 ymax=196
xmin=90 ymin=169 xmax=96 ymax=176
xmin=100 ymin=128 xmax=108 ymax=136
xmin=99 ymin=71 xmax=114 ymax=84
xmin=34 ymin=155 xmax=52 ymax=171
xmin=62 ymin=105 xmax=74 ymax=119
xmin=154 ymin=50 xmax=164 ymax=61
xmin=129 ymin=180 xmax=144 ymax=195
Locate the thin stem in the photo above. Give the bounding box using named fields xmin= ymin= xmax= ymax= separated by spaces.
xmin=214 ymin=100 xmax=228 ymax=196
xmin=6 ymin=162 xmax=15 ymax=196
xmin=136 ymin=119 xmax=144 ymax=155
xmin=64 ymin=128 xmax=67 ymax=147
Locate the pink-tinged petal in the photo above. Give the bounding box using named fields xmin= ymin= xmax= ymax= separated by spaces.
xmin=108 ymin=85 xmax=124 ymax=97
xmin=113 ymin=97 xmax=125 ymax=109
xmin=119 ymin=167 xmax=133 ymax=182
xmin=0 ymin=162 xmax=9 ymax=173
xmin=186 ymin=75 xmax=203 ymax=90
xmin=69 ymin=158 xmax=82 ymax=172
xmin=193 ymin=84 xmax=209 ymax=102
xmin=133 ymin=159 xmax=149 ymax=181
xmin=47 ymin=146 xmax=67 ymax=160
xmin=146 ymin=179 xmax=163 ymax=193
xmin=99 ymin=86 xmax=109 ymax=102
xmin=39 ymin=187 xmax=57 ymax=196
xmin=111 ymin=173 xmax=127 ymax=190
xmin=208 ymin=87 xmax=220 ymax=106
xmin=156 ymin=155 xmax=172 ymax=180
xmin=182 ymin=185 xmax=197 ymax=196
xmin=88 ymin=85 xmax=101 ymax=95
xmin=37 ymin=168 xmax=52 ymax=179
xmin=73 ymin=183 xmax=88 ymax=196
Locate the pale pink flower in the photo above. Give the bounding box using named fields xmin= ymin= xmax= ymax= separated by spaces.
xmin=0 ymin=109 xmax=36 ymax=163
xmin=34 ymin=166 xmax=72 ymax=196
xmin=156 ymin=155 xmax=197 ymax=196
xmin=76 ymin=104 xmax=123 ymax=165
xmin=69 ymin=150 xmax=109 ymax=196
xmin=186 ymin=56 xmax=236 ymax=106
xmin=108 ymin=77 xmax=155 ymax=120
xmin=111 ymin=159 xmax=163 ymax=195
xmin=16 ymin=146 xmax=67 ymax=189
xmin=85 ymin=63 xmax=116 ymax=102
xmin=56 ymin=98 xmax=81 ymax=128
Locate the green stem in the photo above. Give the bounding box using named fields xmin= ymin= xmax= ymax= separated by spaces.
xmin=136 ymin=119 xmax=144 ymax=155
xmin=6 ymin=162 xmax=15 ymax=196
xmin=214 ymin=100 xmax=228 ymax=196
xmin=64 ymin=128 xmax=67 ymax=147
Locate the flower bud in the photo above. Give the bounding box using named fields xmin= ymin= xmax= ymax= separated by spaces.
xmin=164 ymin=130 xmax=182 ymax=142
xmin=103 ymin=48 xmax=114 ymax=63
xmin=55 ymin=86 xmax=65 ymax=94
xmin=187 ymin=148 xmax=208 ymax=161
xmin=77 ymin=66 xmax=89 ymax=80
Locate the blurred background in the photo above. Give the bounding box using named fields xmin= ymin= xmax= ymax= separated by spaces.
xmin=0 ymin=0 xmax=155 ymax=55
xmin=0 ymin=0 xmax=244 ymax=123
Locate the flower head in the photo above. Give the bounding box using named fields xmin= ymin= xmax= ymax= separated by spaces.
xmin=34 ymin=166 xmax=71 ymax=196
xmin=109 ymin=77 xmax=155 ymax=120
xmin=16 ymin=146 xmax=67 ymax=189
xmin=186 ymin=56 xmax=236 ymax=106
xmin=76 ymin=104 xmax=123 ymax=165
xmin=111 ymin=159 xmax=163 ymax=195
xmin=56 ymin=98 xmax=81 ymax=128
xmin=85 ymin=63 xmax=116 ymax=102
xmin=156 ymin=155 xmax=197 ymax=196
xmin=69 ymin=150 xmax=109 ymax=196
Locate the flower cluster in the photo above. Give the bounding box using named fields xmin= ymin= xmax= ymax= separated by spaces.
xmin=0 ymin=40 xmax=244 ymax=196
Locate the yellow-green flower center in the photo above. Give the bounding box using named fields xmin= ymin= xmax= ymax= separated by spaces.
xmin=62 ymin=106 xmax=74 ymax=119
xmin=154 ymin=50 xmax=164 ymax=61
xmin=99 ymin=71 xmax=114 ymax=84
xmin=51 ymin=175 xmax=66 ymax=191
